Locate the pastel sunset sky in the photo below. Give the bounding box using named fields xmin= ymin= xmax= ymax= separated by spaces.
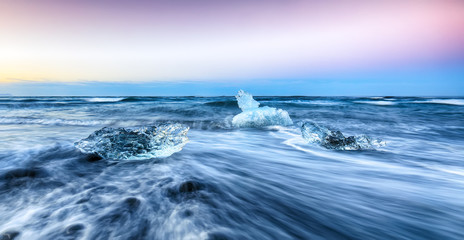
xmin=1 ymin=0 xmax=463 ymax=95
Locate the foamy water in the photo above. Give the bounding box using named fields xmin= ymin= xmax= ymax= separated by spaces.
xmin=85 ymin=97 xmax=125 ymax=103
xmin=414 ymin=99 xmax=464 ymax=106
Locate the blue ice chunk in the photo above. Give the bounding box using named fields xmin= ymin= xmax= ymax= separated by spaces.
xmin=75 ymin=124 xmax=189 ymax=160
xmin=232 ymin=90 xmax=293 ymax=127
xmin=301 ymin=122 xmax=384 ymax=150
xmin=232 ymin=106 xmax=293 ymax=128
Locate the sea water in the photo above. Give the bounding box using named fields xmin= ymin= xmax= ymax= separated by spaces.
xmin=0 ymin=96 xmax=463 ymax=239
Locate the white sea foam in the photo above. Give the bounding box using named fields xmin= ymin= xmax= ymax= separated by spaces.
xmin=354 ymin=101 xmax=396 ymax=106
xmin=85 ymin=98 xmax=124 ymax=102
xmin=368 ymin=97 xmax=396 ymax=101
xmin=414 ymin=99 xmax=464 ymax=106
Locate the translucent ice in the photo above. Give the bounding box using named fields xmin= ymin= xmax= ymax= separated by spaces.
xmin=232 ymin=106 xmax=293 ymax=128
xmin=236 ymin=89 xmax=260 ymax=111
xmin=301 ymin=122 xmax=383 ymax=150
xmin=232 ymin=90 xmax=293 ymax=127
xmin=75 ymin=124 xmax=189 ymax=160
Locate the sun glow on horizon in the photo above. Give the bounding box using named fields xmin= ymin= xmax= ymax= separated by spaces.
xmin=0 ymin=0 xmax=463 ymax=84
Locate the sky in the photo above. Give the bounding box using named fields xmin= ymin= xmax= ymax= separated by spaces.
xmin=0 ymin=0 xmax=463 ymax=96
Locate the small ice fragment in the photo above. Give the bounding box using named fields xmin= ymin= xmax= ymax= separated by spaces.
xmin=74 ymin=124 xmax=189 ymax=160
xmin=232 ymin=90 xmax=293 ymax=127
xmin=301 ymin=122 xmax=383 ymax=150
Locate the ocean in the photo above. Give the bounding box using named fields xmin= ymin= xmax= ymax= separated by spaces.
xmin=0 ymin=96 xmax=463 ymax=239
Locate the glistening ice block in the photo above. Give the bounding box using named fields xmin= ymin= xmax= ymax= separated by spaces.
xmin=236 ymin=89 xmax=260 ymax=111
xmin=75 ymin=124 xmax=189 ymax=160
xmin=301 ymin=122 xmax=384 ymax=150
xmin=232 ymin=90 xmax=293 ymax=127
xmin=232 ymin=106 xmax=293 ymax=128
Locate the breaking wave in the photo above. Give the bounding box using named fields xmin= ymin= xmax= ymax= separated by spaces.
xmin=354 ymin=100 xmax=396 ymax=106
xmin=413 ymin=99 xmax=464 ymax=106
xmin=85 ymin=98 xmax=125 ymax=103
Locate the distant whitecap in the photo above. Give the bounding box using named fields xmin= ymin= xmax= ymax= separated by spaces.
xmin=414 ymin=99 xmax=464 ymax=106
xmin=85 ymin=97 xmax=125 ymax=102
xmin=354 ymin=101 xmax=396 ymax=106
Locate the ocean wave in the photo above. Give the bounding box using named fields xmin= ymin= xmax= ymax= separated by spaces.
xmin=261 ymin=100 xmax=342 ymax=106
xmin=85 ymin=98 xmax=125 ymax=103
xmin=368 ymin=96 xmax=395 ymax=100
xmin=120 ymin=96 xmax=142 ymax=102
xmin=413 ymin=99 xmax=464 ymax=106
xmin=203 ymin=100 xmax=237 ymax=107
xmin=0 ymin=117 xmax=114 ymax=126
xmin=297 ymin=100 xmax=341 ymax=105
xmin=120 ymin=97 xmax=166 ymax=102
xmin=0 ymin=142 xmax=221 ymax=240
xmin=1 ymin=95 xmax=463 ymax=240
xmin=0 ymin=98 xmax=76 ymax=103
xmin=168 ymin=120 xmax=233 ymax=130
xmin=354 ymin=101 xmax=396 ymax=106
